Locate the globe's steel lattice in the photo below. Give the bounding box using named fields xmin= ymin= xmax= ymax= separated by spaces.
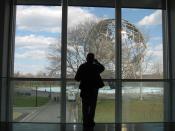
xmin=87 ymin=19 xmax=147 ymax=78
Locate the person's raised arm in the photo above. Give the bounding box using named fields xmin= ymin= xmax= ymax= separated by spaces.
xmin=94 ymin=59 xmax=105 ymax=73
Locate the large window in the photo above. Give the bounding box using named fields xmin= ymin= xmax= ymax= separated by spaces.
xmin=122 ymin=82 xmax=164 ymax=122
xmin=66 ymin=81 xmax=115 ymax=123
xmin=121 ymin=9 xmax=163 ymax=79
xmin=121 ymin=8 xmax=164 ymax=123
xmin=67 ymin=7 xmax=115 ymax=79
xmin=66 ymin=7 xmax=115 ymax=123
xmin=13 ymin=5 xmax=62 ymax=122
xmin=121 ymin=8 xmax=164 ymax=122
xmin=10 ymin=0 xmax=167 ymax=127
xmin=13 ymin=81 xmax=61 ymax=122
xmin=14 ymin=6 xmax=62 ymax=78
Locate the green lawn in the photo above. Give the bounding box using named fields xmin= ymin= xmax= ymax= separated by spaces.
xmin=14 ymin=95 xmax=163 ymax=122
xmin=95 ymin=100 xmax=115 ymax=122
xmin=122 ymin=98 xmax=163 ymax=122
xmin=14 ymin=95 xmax=50 ymax=107
xmin=79 ymin=98 xmax=163 ymax=123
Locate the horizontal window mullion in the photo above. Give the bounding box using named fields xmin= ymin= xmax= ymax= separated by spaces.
xmin=16 ymin=0 xmax=165 ymax=9
xmin=10 ymin=77 xmax=173 ymax=82
xmin=10 ymin=77 xmax=62 ymax=81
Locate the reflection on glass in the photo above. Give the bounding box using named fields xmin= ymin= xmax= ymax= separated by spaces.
xmin=95 ymin=84 xmax=115 ymax=123
xmin=12 ymin=123 xmax=164 ymax=131
xmin=122 ymin=9 xmax=163 ymax=79
xmin=122 ymin=82 xmax=164 ymax=122
xmin=14 ymin=6 xmax=62 ymax=78
xmin=66 ymin=81 xmax=115 ymax=123
xmin=67 ymin=7 xmax=115 ymax=79
xmin=122 ymin=123 xmax=164 ymax=131
xmin=13 ymin=123 xmax=60 ymax=131
xmin=66 ymin=82 xmax=80 ymax=123
xmin=13 ymin=81 xmax=60 ymax=122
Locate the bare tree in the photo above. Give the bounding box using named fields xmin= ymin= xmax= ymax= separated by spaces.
xmin=67 ymin=20 xmax=96 ymax=76
xmin=151 ymin=61 xmax=163 ymax=78
xmin=47 ymin=42 xmax=61 ymax=77
xmin=47 ymin=19 xmax=148 ymax=79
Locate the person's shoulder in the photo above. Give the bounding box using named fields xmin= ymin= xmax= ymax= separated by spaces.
xmin=80 ymin=63 xmax=86 ymax=66
xmin=79 ymin=63 xmax=86 ymax=68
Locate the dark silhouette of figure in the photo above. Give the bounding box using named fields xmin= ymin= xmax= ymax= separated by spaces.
xmin=75 ymin=53 xmax=105 ymax=131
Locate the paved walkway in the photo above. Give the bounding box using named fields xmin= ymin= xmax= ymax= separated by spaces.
xmin=21 ymin=101 xmax=61 ymax=122
xmin=18 ymin=101 xmax=79 ymax=123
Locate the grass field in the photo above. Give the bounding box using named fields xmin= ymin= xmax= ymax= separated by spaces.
xmin=14 ymin=95 xmax=50 ymax=107
xmin=122 ymin=98 xmax=163 ymax=122
xmin=14 ymin=95 xmax=163 ymax=122
xmin=95 ymin=100 xmax=115 ymax=122
xmin=79 ymin=98 xmax=163 ymax=123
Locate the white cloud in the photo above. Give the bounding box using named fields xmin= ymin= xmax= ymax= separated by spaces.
xmin=146 ymin=43 xmax=163 ymax=58
xmin=17 ymin=6 xmax=98 ymax=32
xmin=14 ymin=63 xmax=46 ymax=74
xmin=14 ymin=34 xmax=62 ymax=68
xmin=68 ymin=7 xmax=98 ymax=28
xmin=143 ymin=44 xmax=163 ymax=74
xmin=15 ymin=34 xmax=59 ymax=49
xmin=15 ymin=50 xmax=46 ymax=60
xmin=17 ymin=6 xmax=62 ymax=32
xmin=138 ymin=10 xmax=162 ymax=26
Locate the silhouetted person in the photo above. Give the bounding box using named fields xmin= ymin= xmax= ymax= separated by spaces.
xmin=75 ymin=53 xmax=105 ymax=131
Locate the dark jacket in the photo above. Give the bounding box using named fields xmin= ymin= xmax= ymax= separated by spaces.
xmin=75 ymin=61 xmax=105 ymax=90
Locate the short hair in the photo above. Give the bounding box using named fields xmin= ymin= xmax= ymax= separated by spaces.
xmin=86 ymin=53 xmax=94 ymax=62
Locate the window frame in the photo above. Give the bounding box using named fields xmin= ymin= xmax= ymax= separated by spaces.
xmin=8 ymin=0 xmax=169 ymax=125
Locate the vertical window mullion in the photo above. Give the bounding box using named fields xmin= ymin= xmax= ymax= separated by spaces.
xmin=162 ymin=8 xmax=171 ymax=122
xmin=61 ymin=0 xmax=68 ymax=123
xmin=115 ymin=0 xmax=122 ymax=125
xmin=7 ymin=0 xmax=16 ymax=122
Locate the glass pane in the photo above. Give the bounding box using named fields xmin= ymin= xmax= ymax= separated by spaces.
xmin=12 ymin=123 xmax=164 ymax=131
xmin=67 ymin=7 xmax=115 ymax=79
xmin=14 ymin=6 xmax=62 ymax=78
xmin=13 ymin=81 xmax=61 ymax=122
xmin=122 ymin=82 xmax=164 ymax=122
xmin=66 ymin=82 xmax=80 ymax=123
xmin=121 ymin=9 xmax=163 ymax=79
xmin=95 ymin=82 xmax=115 ymax=122
xmin=66 ymin=81 xmax=115 ymax=123
xmin=122 ymin=123 xmax=164 ymax=131
xmin=13 ymin=123 xmax=61 ymax=131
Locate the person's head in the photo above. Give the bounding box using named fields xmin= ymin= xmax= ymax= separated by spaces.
xmin=86 ymin=53 xmax=95 ymax=63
